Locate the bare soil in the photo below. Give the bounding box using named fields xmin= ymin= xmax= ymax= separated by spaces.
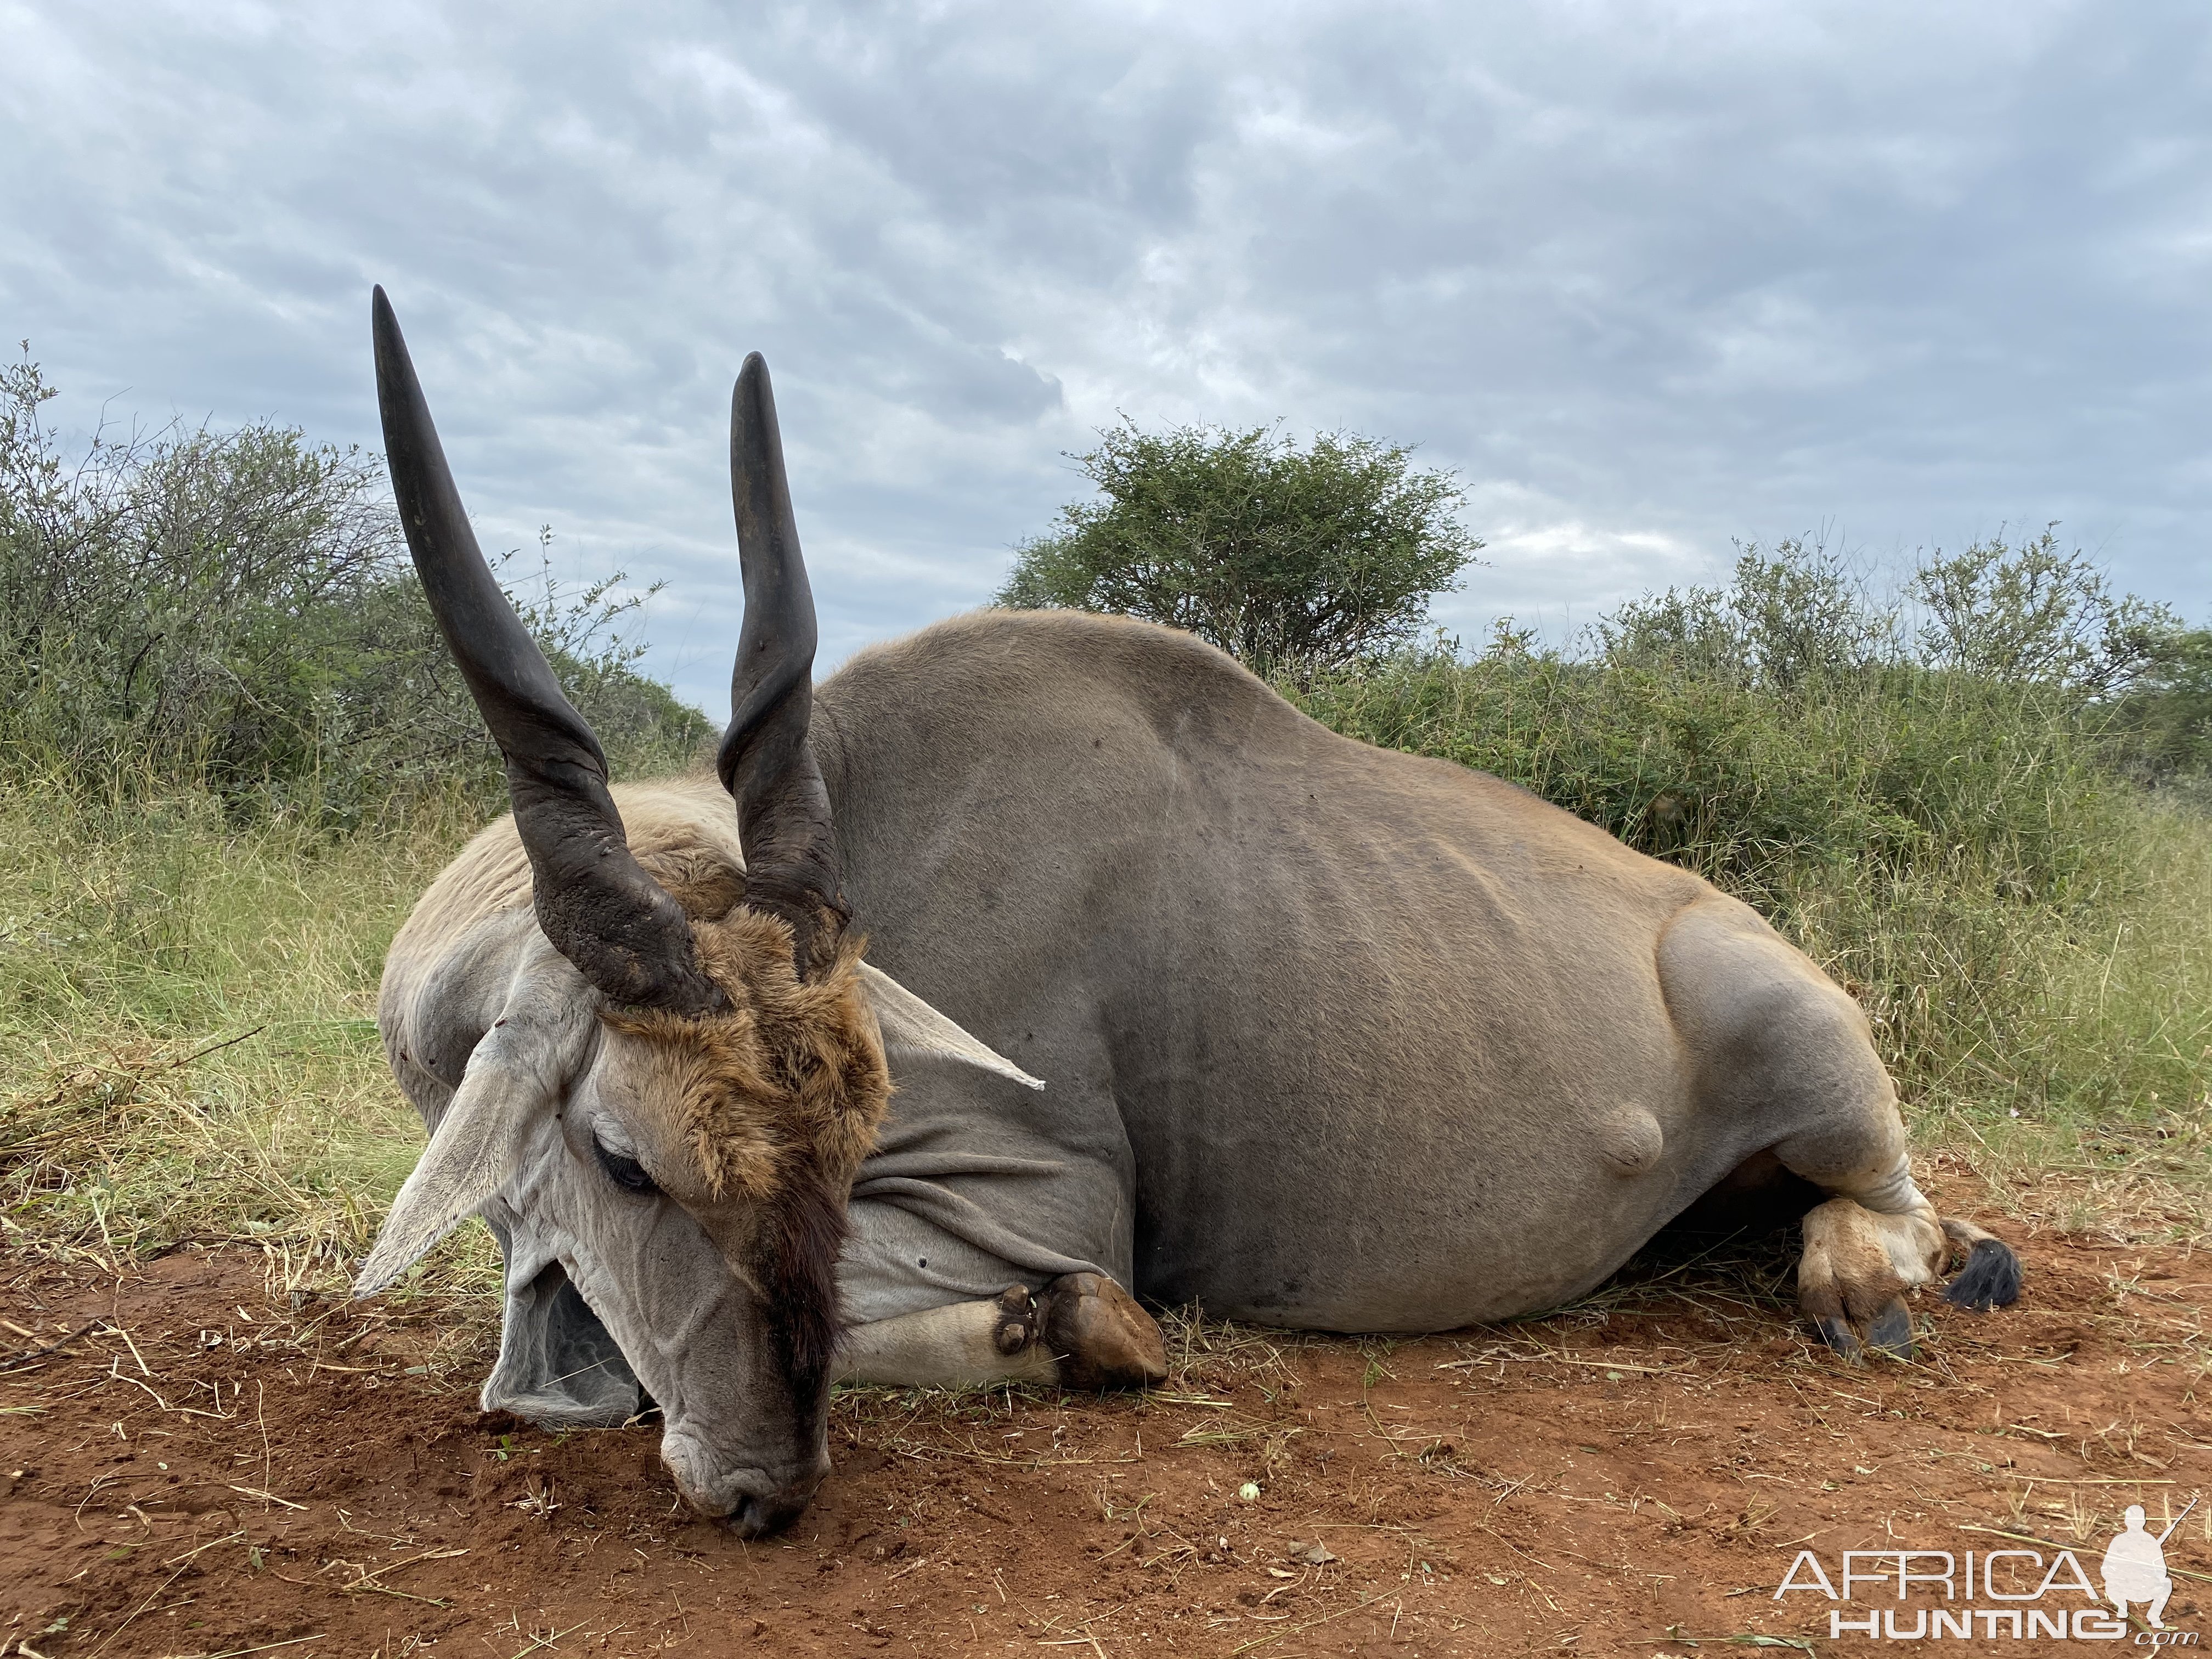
xmin=3 ymin=1212 xmax=2206 ymax=1658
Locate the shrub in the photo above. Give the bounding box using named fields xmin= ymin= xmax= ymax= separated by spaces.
xmin=0 ymin=349 xmax=709 ymax=826
xmin=2109 ymin=626 xmax=2212 ymax=785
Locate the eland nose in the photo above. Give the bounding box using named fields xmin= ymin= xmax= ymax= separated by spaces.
xmin=727 ymin=1485 xmax=814 ymax=1538
xmin=661 ymin=1426 xmax=830 ymax=1531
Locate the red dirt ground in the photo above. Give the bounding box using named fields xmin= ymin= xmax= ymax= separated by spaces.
xmin=3 ymin=1218 xmax=2205 ymax=1658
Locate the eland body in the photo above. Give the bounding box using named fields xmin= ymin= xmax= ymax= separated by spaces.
xmin=360 ymin=293 xmax=2022 ymax=1536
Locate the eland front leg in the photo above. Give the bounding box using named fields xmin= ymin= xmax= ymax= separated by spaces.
xmin=836 ymin=1275 xmax=1168 ymax=1390
xmin=835 ymin=1125 xmax=1164 ymax=1390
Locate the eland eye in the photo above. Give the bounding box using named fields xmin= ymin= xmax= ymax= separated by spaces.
xmin=592 ymin=1136 xmax=658 ymax=1195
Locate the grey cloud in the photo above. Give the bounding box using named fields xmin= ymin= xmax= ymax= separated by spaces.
xmin=3 ymin=0 xmax=2208 ymax=715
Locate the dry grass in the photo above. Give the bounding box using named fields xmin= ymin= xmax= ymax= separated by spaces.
xmin=0 ymin=783 xmax=500 ymax=1317
xmin=6 ymin=1224 xmax=2205 ymax=1652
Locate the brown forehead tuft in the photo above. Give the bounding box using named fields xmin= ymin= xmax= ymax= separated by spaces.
xmin=602 ymin=908 xmax=891 ymax=1203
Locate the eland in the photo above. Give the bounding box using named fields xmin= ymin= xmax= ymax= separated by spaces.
xmin=358 ymin=290 xmax=2021 ymax=1537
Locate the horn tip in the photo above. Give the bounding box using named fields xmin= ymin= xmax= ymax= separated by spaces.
xmin=371 ymin=288 xmax=407 ymax=379
xmin=736 ymin=352 xmax=770 ymax=403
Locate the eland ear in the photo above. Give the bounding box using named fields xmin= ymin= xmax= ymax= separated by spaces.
xmin=354 ymin=1064 xmax=534 ymax=1296
xmin=353 ymin=1005 xmax=585 ymax=1297
xmin=856 ymin=963 xmax=1045 ymax=1091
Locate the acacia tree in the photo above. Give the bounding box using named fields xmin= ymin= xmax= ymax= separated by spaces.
xmin=995 ymin=421 xmax=1481 ymax=676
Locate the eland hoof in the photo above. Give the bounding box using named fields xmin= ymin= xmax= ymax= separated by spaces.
xmin=1860 ymin=1295 xmax=1916 ymax=1359
xmin=1810 ymin=1292 xmax=1916 ymax=1362
xmin=1039 ymin=1272 xmax=1169 ymax=1391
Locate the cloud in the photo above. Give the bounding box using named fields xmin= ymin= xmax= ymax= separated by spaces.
xmin=4 ymin=0 xmax=2208 ymax=715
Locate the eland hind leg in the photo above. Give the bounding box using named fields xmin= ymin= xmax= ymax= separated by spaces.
xmin=1660 ymin=900 xmax=2022 ymax=1358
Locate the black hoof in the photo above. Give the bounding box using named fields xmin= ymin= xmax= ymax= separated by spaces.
xmin=1862 ymin=1298 xmax=1916 ymax=1359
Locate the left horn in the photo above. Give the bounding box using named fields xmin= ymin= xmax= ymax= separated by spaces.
xmin=373 ymin=287 xmax=724 ymax=1014
xmin=720 ymin=353 xmax=845 ymax=978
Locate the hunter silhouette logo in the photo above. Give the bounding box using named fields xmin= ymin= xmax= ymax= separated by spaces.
xmin=1774 ymin=1494 xmax=2200 ymax=1642
xmin=2103 ymin=1500 xmax=2196 ymax=1630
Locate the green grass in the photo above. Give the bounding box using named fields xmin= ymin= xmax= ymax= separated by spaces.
xmin=1779 ymin=800 xmax=2212 ymax=1232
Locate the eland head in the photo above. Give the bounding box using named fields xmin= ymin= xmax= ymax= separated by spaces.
xmin=354 ymin=290 xmax=1039 ymax=1535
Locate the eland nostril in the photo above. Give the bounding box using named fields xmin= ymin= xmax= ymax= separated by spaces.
xmin=727 ymin=1486 xmax=812 ymax=1538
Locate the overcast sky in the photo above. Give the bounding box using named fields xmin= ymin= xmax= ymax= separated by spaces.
xmin=5 ymin=1 xmax=2209 ymax=714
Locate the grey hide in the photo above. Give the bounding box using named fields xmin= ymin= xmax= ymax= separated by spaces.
xmin=817 ymin=612 xmax=1931 ymax=1332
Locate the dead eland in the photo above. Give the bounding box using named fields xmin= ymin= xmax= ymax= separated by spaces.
xmin=356 ymin=290 xmax=2022 ymax=1537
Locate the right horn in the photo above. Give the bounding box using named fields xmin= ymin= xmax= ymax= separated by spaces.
xmin=719 ymin=353 xmax=846 ymax=978
xmin=373 ymin=287 xmax=724 ymax=1015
